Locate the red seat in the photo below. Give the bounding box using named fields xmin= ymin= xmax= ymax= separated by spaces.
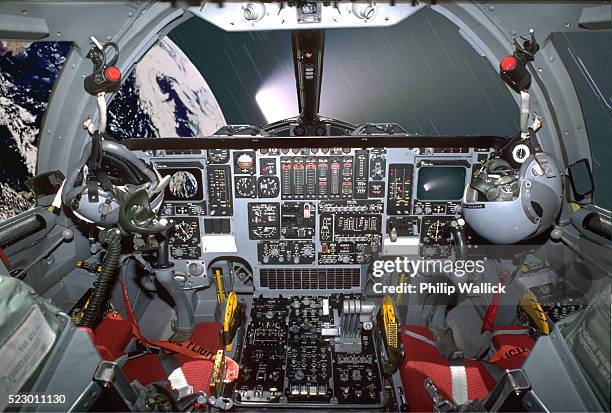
xmin=399 ymin=324 xmax=536 ymax=411
xmin=399 ymin=325 xmax=496 ymax=412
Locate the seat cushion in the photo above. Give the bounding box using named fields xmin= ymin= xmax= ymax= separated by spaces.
xmin=399 ymin=325 xmax=496 ymax=411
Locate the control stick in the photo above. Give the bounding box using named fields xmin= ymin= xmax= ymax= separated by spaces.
xmin=154 ymin=228 xmax=195 ymax=337
xmin=450 ymin=219 xmax=467 ymax=260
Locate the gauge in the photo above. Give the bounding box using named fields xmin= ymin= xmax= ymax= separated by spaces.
xmin=235 ymin=176 xmax=257 ymax=198
xmin=168 ymin=218 xmax=201 ymax=259
xmin=207 ymin=149 xmax=229 ymax=164
xmin=258 ymin=176 xmax=280 ymax=198
xmin=259 ymin=158 xmax=277 ymax=175
xmin=234 ymin=151 xmax=256 ymax=174
xmin=426 ymin=220 xmax=447 ymax=241
xmin=420 ymin=217 xmax=453 ymax=245
xmin=173 ymin=221 xmax=195 ymax=242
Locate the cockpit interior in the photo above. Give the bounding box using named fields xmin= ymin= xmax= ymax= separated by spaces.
xmin=0 ymin=1 xmax=610 ymax=412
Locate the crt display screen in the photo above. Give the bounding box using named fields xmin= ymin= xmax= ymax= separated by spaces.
xmin=161 ymin=168 xmax=204 ymax=202
xmin=416 ymin=167 xmax=466 ymax=200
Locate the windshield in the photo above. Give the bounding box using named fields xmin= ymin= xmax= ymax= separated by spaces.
xmin=108 ymin=7 xmax=518 ymax=137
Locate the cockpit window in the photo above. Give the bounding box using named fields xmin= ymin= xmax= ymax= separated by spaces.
xmin=321 ymin=8 xmax=519 ymax=135
xmin=108 ymin=19 xmax=297 ymax=138
xmin=107 ymin=37 xmax=227 ymax=140
xmin=553 ymin=32 xmax=612 ymax=211
xmin=169 ymin=19 xmax=297 ymax=125
xmin=0 ymin=41 xmax=70 ymax=222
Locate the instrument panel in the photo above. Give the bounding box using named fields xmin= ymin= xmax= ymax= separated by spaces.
xmin=136 ymin=145 xmax=492 ymax=290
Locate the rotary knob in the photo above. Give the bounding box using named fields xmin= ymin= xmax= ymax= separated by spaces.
xmin=188 ymin=262 xmax=204 ymax=276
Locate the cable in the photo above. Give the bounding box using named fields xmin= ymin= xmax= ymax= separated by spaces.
xmin=78 ymin=229 xmax=122 ymax=328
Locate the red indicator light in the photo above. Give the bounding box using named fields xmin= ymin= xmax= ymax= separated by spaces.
xmin=500 ymin=56 xmax=517 ymax=72
xmin=104 ymin=66 xmax=121 ymax=81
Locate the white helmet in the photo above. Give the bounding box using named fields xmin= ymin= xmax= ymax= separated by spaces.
xmin=462 ymin=153 xmax=563 ymax=244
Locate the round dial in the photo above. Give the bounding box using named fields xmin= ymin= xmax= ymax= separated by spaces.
xmin=426 ymin=220 xmax=447 ymax=241
xmin=235 ymin=176 xmax=256 ymax=198
xmin=174 ymin=221 xmax=195 ymax=242
xmin=257 ymin=176 xmax=280 ymax=198
xmin=207 ymin=149 xmax=229 ymax=164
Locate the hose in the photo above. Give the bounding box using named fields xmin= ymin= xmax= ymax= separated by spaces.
xmin=78 ymin=228 xmax=122 ymax=328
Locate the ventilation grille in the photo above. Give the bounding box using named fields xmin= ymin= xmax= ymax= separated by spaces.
xmin=260 ymin=268 xmax=360 ymax=290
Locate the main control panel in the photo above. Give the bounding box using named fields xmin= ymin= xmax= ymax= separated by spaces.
xmin=135 ymin=145 xmax=492 ymax=289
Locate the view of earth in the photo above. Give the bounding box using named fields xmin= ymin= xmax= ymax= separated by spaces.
xmin=108 ymin=37 xmax=225 ymax=140
xmin=0 ymin=37 xmax=225 ymax=221
xmin=0 ymin=41 xmax=70 ymax=222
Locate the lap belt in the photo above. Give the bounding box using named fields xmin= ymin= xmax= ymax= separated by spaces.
xmin=401 ymin=328 xmax=469 ymax=406
xmin=399 ymin=328 xmax=437 ymax=347
xmin=449 ymin=360 xmax=468 ymax=405
xmin=118 ymin=278 xmax=238 ymax=382
xmin=490 ymin=328 xmax=530 ymax=338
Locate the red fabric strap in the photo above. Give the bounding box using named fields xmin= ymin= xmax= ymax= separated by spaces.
xmin=0 ymin=246 xmax=11 ymax=268
xmin=118 ymin=278 xmax=235 ymax=368
xmin=481 ymin=272 xmax=508 ymax=333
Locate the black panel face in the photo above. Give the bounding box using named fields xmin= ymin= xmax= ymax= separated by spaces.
xmin=368 ymin=181 xmax=385 ymax=198
xmin=318 ymin=201 xmax=383 ymax=265
xmin=353 ymin=150 xmax=369 ymax=199
xmin=234 ymin=150 xmax=257 ymax=174
xmin=259 ymin=158 xmax=277 ymax=175
xmin=258 ymin=240 xmax=316 ymax=264
xmin=235 ymin=176 xmax=257 ymax=198
xmin=369 ymin=149 xmax=387 ymax=180
xmin=419 ymin=216 xmax=454 ymax=258
xmin=207 ymin=149 xmax=230 ymax=164
xmin=207 ymin=165 xmax=233 ymax=216
xmin=281 ymin=202 xmax=316 ymax=239
xmin=204 ymin=218 xmax=231 ymax=234
xmin=248 ymin=202 xmax=280 ymax=240
xmin=257 ymin=176 xmax=280 ymax=198
xmin=168 ymin=217 xmax=201 ymax=259
xmin=230 ymin=296 xmax=384 ymax=408
xmin=387 ymin=164 xmax=413 ymax=215
xmin=387 ymin=216 xmax=419 ymax=236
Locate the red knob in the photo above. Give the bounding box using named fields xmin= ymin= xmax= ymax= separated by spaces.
xmin=500 ymin=55 xmax=517 ymax=72
xmin=104 ymin=66 xmax=121 ymax=82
